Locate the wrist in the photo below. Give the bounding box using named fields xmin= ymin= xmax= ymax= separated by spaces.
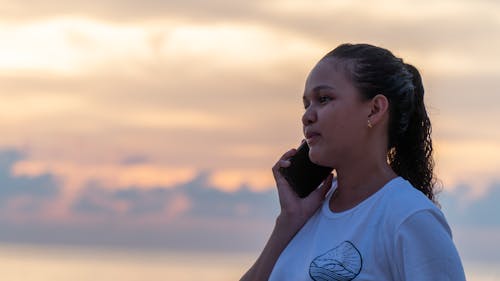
xmin=276 ymin=212 xmax=308 ymax=232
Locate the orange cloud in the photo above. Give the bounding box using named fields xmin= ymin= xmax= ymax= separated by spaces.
xmin=434 ymin=139 xmax=500 ymax=197
xmin=208 ymin=168 xmax=274 ymax=192
xmin=12 ymin=160 xmax=197 ymax=190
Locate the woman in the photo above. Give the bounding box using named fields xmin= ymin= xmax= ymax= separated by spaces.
xmin=240 ymin=43 xmax=465 ymax=281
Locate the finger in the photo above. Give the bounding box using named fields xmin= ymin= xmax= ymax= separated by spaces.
xmin=311 ymin=174 xmax=334 ymax=199
xmin=272 ymin=160 xmax=290 ymax=179
xmin=272 ymin=166 xmax=289 ymax=183
xmin=279 ymin=148 xmax=297 ymax=161
xmin=279 ymin=159 xmax=291 ymax=168
xmin=272 ymin=148 xmax=297 ymax=175
xmin=321 ymin=174 xmax=334 ymax=197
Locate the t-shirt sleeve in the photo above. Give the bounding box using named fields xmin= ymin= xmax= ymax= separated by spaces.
xmin=393 ymin=209 xmax=466 ymax=281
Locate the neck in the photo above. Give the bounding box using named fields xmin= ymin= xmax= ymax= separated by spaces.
xmin=331 ymin=157 xmax=397 ymax=212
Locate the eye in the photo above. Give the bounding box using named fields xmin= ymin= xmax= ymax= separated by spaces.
xmin=303 ymin=102 xmax=310 ymax=110
xmin=318 ymin=95 xmax=332 ymax=104
xmin=303 ymin=98 xmax=310 ymax=110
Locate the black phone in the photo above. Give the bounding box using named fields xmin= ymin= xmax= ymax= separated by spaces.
xmin=279 ymin=142 xmax=334 ymax=198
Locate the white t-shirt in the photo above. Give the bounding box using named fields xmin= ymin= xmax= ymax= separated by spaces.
xmin=269 ymin=177 xmax=465 ymax=281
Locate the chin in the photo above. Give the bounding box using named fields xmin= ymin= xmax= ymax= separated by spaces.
xmin=309 ymin=147 xmax=335 ymax=168
xmin=308 ymin=149 xmax=327 ymax=166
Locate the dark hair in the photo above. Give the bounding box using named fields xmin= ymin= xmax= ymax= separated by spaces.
xmin=323 ymin=43 xmax=438 ymax=203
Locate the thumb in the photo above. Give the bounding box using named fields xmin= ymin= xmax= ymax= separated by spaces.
xmin=311 ymin=174 xmax=334 ymax=201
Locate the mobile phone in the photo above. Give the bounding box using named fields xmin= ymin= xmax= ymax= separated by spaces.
xmin=279 ymin=142 xmax=333 ymax=198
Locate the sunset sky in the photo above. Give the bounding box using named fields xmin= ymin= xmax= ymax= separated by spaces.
xmin=1 ymin=0 xmax=500 ymax=264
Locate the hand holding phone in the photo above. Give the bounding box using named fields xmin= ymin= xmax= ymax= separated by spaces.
xmin=279 ymin=142 xmax=333 ymax=198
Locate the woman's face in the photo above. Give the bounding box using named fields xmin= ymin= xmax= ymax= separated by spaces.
xmin=302 ymin=58 xmax=372 ymax=167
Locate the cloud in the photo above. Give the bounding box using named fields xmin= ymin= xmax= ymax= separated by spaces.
xmin=440 ymin=182 xmax=500 ymax=227
xmin=438 ymin=183 xmax=500 ymax=262
xmin=1 ymin=60 xmax=304 ymax=190
xmin=2 ymin=0 xmax=499 ymax=66
xmin=5 ymin=69 xmax=500 ymax=193
xmin=0 ymin=150 xmax=59 ymax=202
xmin=0 ymin=150 xmax=60 ymax=223
xmin=2 ymin=1 xmax=499 ymax=80
xmin=0 ymin=0 xmax=265 ymax=23
xmin=70 ymin=172 xmax=278 ymax=221
xmin=0 ymin=150 xmax=279 ymax=251
xmin=1 ymin=148 xmax=500 ymax=259
xmin=120 ymin=155 xmax=150 ymax=165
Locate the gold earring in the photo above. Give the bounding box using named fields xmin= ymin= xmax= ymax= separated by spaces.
xmin=367 ymin=119 xmax=373 ymax=128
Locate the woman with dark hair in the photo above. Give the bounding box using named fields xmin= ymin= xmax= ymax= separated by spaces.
xmin=241 ymin=43 xmax=465 ymax=280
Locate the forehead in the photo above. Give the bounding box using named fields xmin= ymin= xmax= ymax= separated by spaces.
xmin=304 ymin=58 xmax=353 ymax=94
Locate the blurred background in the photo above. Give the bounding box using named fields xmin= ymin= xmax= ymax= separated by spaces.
xmin=1 ymin=0 xmax=499 ymax=280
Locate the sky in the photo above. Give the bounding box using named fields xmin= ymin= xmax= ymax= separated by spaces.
xmin=1 ymin=0 xmax=500 ymax=264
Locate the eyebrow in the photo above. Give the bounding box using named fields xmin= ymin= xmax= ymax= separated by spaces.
xmin=313 ymin=85 xmax=335 ymax=93
xmin=303 ymin=85 xmax=336 ymax=101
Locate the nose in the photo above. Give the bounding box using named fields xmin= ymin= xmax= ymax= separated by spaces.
xmin=302 ymin=106 xmax=317 ymax=126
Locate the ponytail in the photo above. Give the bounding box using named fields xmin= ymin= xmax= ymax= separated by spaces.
xmin=388 ymin=63 xmax=436 ymax=202
xmin=324 ymin=44 xmax=438 ymax=203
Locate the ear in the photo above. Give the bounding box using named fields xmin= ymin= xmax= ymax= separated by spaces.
xmin=367 ymin=94 xmax=390 ymax=126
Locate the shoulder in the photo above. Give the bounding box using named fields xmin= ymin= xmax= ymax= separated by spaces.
xmin=380 ymin=177 xmax=447 ymax=232
xmin=386 ymin=182 xmax=465 ymax=280
xmin=383 ymin=177 xmax=438 ymax=213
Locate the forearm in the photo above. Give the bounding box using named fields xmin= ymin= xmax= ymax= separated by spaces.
xmin=241 ymin=149 xmax=332 ymax=281
xmin=240 ymin=215 xmax=305 ymax=281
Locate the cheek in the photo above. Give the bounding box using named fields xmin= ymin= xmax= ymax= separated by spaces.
xmin=321 ymin=115 xmax=365 ymax=153
xmin=334 ymin=107 xmax=367 ymax=138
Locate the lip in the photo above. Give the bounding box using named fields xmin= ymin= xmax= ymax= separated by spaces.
xmin=305 ymin=130 xmax=321 ymax=144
